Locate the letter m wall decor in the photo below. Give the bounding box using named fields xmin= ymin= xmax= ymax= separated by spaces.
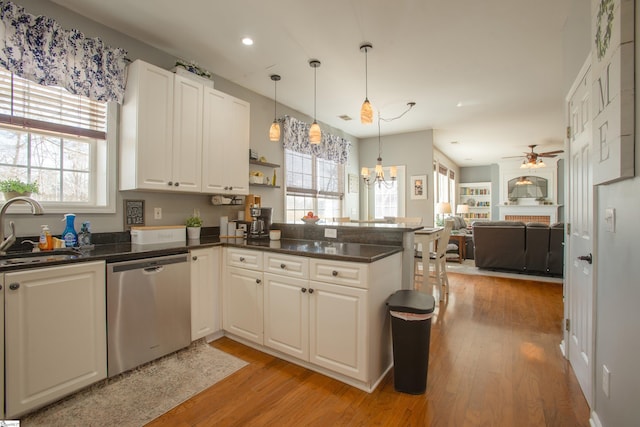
xmin=591 ymin=0 xmax=634 ymax=185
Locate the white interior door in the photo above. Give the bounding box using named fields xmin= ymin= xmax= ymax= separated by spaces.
xmin=565 ymin=58 xmax=594 ymax=407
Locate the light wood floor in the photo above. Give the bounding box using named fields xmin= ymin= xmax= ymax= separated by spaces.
xmin=148 ymin=272 xmax=590 ymax=426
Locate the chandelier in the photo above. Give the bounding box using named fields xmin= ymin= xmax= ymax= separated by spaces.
xmin=361 ymin=102 xmax=415 ymax=188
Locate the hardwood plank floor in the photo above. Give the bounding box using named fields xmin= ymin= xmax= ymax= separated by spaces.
xmin=148 ymin=272 xmax=590 ymax=426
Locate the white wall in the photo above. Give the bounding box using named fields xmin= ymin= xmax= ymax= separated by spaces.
xmin=562 ymin=1 xmax=640 ymax=425
xmin=358 ymin=130 xmax=434 ymax=224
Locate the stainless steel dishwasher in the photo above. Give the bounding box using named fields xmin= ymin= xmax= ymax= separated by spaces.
xmin=107 ymin=253 xmax=191 ymax=377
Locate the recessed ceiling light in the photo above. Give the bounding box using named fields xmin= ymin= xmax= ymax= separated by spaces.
xmin=338 ymin=115 xmax=353 ymax=121
xmin=456 ymin=102 xmax=463 ymax=107
xmin=242 ymin=37 xmax=254 ymax=46
xmin=450 ymin=141 xmax=459 ymax=145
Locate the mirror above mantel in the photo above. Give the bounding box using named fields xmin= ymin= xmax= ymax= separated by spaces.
xmin=499 ymin=159 xmax=559 ymax=205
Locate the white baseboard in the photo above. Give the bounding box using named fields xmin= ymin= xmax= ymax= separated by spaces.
xmin=589 ymin=410 xmax=603 ymax=427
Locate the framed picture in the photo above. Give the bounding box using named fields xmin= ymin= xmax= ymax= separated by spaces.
xmin=124 ymin=199 xmax=145 ymax=229
xmin=410 ymin=175 xmax=427 ymax=200
xmin=348 ymin=173 xmax=359 ymax=193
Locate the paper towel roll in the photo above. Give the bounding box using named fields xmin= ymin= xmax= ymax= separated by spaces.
xmin=220 ymin=216 xmax=228 ymax=236
xmin=227 ymin=222 xmax=236 ymax=236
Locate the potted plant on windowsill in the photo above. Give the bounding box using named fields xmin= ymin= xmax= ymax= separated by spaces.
xmin=185 ymin=209 xmax=203 ymax=240
xmin=0 ymin=178 xmax=39 ymax=201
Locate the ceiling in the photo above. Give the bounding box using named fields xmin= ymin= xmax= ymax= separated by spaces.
xmin=50 ymin=0 xmax=571 ymax=167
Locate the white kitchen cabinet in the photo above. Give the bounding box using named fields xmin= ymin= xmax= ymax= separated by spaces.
xmin=224 ymin=266 xmax=264 ymax=345
xmin=309 ymin=279 xmax=367 ymax=381
xmin=202 ymin=87 xmax=250 ymax=195
xmin=121 ymin=60 xmax=249 ymax=194
xmin=120 ymin=60 xmax=174 ymax=191
xmin=264 ymin=272 xmax=309 ymax=360
xmin=3 ymin=261 xmax=107 ymax=418
xmin=171 ymin=74 xmax=203 ymax=192
xmin=120 ymin=61 xmax=202 ymax=192
xmin=190 ymin=247 xmax=221 ymax=341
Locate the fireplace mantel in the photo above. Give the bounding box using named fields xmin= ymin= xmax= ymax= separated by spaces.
xmin=498 ymin=204 xmax=561 ymax=224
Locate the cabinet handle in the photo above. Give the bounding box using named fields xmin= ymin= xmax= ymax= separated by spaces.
xmin=239 ymin=257 xmax=245 ymax=262
xmin=308 ymin=288 xmax=314 ymax=294
xmin=174 ymin=182 xmax=179 ymax=187
xmin=192 ymin=256 xmax=198 ymax=261
xmin=168 ymin=181 xmax=173 ymax=186
xmin=9 ymin=282 xmax=20 ymax=290
xmin=301 ymin=288 xmax=307 ymax=293
xmin=0 ymin=284 xmax=2 ymax=290
xmin=280 ymin=263 xmax=286 ymax=269
xmin=256 ymin=279 xmax=261 ymax=284
xmin=332 ymin=270 xmax=339 ymax=277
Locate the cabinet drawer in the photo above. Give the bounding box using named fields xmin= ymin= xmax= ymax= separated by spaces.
xmin=264 ymin=252 xmax=309 ymax=279
xmin=309 ymin=259 xmax=368 ymax=289
xmin=226 ymin=248 xmax=263 ymax=271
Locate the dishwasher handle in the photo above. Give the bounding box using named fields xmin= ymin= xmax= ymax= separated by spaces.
xmin=143 ymin=265 xmax=164 ymax=274
xmin=109 ymin=254 xmax=188 ymax=274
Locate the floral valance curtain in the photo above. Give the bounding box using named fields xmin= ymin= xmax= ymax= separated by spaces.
xmin=0 ymin=1 xmax=128 ymax=103
xmin=283 ymin=115 xmax=351 ymax=164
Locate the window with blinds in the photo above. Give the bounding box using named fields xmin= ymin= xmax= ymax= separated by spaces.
xmin=0 ymin=69 xmax=107 ymax=140
xmin=284 ymin=149 xmax=344 ymax=221
xmin=0 ymin=68 xmax=112 ymax=209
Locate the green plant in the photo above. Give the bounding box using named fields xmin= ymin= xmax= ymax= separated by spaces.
xmin=0 ymin=178 xmax=39 ymax=194
xmin=185 ymin=209 xmax=203 ymax=227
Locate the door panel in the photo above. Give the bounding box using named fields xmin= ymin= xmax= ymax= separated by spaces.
xmin=566 ymin=62 xmax=594 ymax=406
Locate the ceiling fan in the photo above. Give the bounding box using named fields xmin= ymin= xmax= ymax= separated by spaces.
xmin=503 ymin=144 xmax=564 ymax=168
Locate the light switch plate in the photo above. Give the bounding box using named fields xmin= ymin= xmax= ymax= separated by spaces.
xmin=604 ymin=208 xmax=615 ymax=232
xmin=324 ymin=228 xmax=337 ymax=238
xmin=602 ymin=365 xmax=611 ymax=397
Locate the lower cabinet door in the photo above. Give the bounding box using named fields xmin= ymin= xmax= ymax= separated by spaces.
xmin=263 ymin=273 xmax=309 ymax=360
xmin=224 ymin=266 xmax=264 ymax=345
xmin=308 ymin=280 xmax=368 ymax=381
xmin=4 ymin=261 xmax=107 ymax=418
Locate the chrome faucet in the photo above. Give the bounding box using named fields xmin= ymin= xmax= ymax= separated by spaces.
xmin=0 ymin=196 xmax=45 ymax=254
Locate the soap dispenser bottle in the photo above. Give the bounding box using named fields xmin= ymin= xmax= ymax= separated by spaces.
xmin=38 ymin=225 xmax=53 ymax=251
xmin=79 ymin=221 xmax=92 ymax=247
xmin=62 ymin=213 xmax=78 ymax=247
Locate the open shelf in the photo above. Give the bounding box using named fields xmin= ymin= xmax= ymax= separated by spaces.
xmin=250 ymin=159 xmax=280 ymax=168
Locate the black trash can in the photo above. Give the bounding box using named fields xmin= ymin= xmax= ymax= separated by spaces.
xmin=386 ymin=290 xmax=435 ymax=394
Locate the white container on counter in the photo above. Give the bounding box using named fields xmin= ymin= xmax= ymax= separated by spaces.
xmin=130 ymin=226 xmax=186 ymax=245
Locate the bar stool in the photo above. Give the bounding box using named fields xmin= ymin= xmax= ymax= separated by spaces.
xmin=428 ymin=220 xmax=453 ymax=300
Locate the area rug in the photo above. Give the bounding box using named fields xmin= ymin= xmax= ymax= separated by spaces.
xmin=21 ymin=340 xmax=247 ymax=427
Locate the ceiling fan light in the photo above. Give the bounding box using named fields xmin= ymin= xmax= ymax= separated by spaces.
xmin=361 ymin=99 xmax=373 ymax=124
xmin=269 ymin=120 xmax=280 ymax=142
xmin=309 ymin=121 xmax=321 ymax=144
xmin=537 ymin=159 xmax=545 ymax=168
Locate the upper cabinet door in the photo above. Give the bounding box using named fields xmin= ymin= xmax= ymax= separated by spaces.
xmin=202 ymin=88 xmax=250 ymax=195
xmin=120 ymin=60 xmax=174 ymax=191
xmin=172 ymin=75 xmax=203 ymax=192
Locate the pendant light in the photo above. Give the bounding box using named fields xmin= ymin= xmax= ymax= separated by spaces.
xmin=360 ymin=43 xmax=373 ymax=124
xmin=309 ymin=59 xmax=321 ymax=144
xmin=269 ymin=74 xmax=281 ymax=142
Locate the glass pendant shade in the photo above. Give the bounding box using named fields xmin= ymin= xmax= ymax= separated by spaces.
xmin=269 ymin=74 xmax=281 ymax=142
xmin=361 ymin=167 xmax=369 ymax=177
xmin=309 ymin=121 xmax=321 ymax=144
xmin=390 ymin=166 xmax=397 ymax=179
xmin=361 ymin=99 xmax=373 ymax=124
xmin=269 ymin=120 xmax=280 ymax=141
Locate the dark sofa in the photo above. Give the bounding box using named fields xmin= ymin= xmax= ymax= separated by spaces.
xmin=472 ymin=221 xmax=564 ymax=276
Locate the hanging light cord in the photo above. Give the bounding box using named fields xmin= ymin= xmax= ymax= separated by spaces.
xmin=364 ymin=47 xmax=369 ymax=101
xmin=273 ymin=79 xmax=277 ymax=119
xmin=313 ymin=65 xmax=317 ymax=121
xmin=377 ymin=102 xmax=416 ymax=157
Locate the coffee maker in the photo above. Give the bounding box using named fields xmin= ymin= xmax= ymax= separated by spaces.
xmin=242 ymin=195 xmax=272 ymax=239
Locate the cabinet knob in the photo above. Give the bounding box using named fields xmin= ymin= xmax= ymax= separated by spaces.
xmin=174 ymin=182 xmax=179 ymax=187
xmin=308 ymin=288 xmax=314 ymax=294
xmin=256 ymin=279 xmax=262 ymax=284
xmin=168 ymin=181 xmax=173 ymax=186
xmin=229 ymin=186 xmax=233 ymax=190
xmin=280 ymin=263 xmax=286 ymax=269
xmin=192 ymin=256 xmax=198 ymax=261
xmin=301 ymin=288 xmax=307 ymax=293
xmin=9 ymin=282 xmax=20 ymax=290
xmin=332 ymin=270 xmax=339 ymax=277
xmin=0 ymin=284 xmax=2 ymax=291
xmin=224 ymin=186 xmax=229 ymax=190
xmin=239 ymin=257 xmax=245 ymax=262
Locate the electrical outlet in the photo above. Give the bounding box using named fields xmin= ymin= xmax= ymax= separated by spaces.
xmin=602 ymin=365 xmax=611 ymax=397
xmin=154 ymin=207 xmax=162 ymax=220
xmin=324 ymin=228 xmax=337 ymax=238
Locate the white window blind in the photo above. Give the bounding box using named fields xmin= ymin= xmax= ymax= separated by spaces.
xmin=0 ymin=68 xmax=107 ymax=140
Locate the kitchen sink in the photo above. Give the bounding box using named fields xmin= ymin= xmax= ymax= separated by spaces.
xmin=0 ymin=250 xmax=80 ymax=266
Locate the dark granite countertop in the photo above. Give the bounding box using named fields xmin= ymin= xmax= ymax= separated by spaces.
xmin=0 ymin=235 xmax=402 ymax=271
